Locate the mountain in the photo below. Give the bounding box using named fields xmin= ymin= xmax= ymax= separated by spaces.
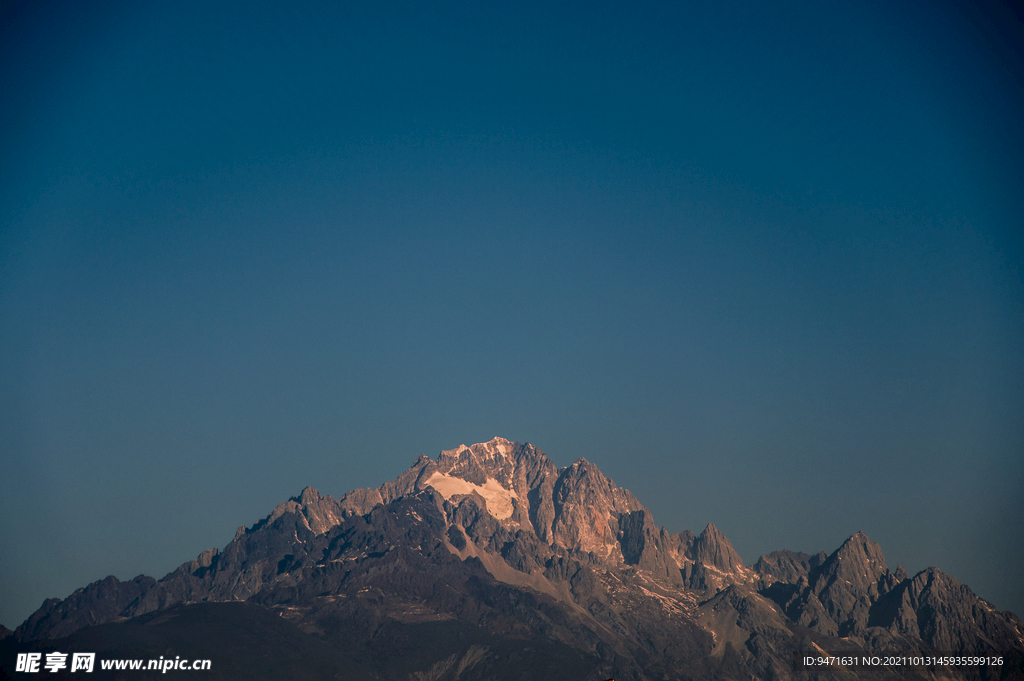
xmin=5 ymin=438 xmax=1023 ymax=680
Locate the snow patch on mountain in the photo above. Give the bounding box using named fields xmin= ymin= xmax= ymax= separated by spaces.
xmin=424 ymin=471 xmax=518 ymax=520
xmin=486 ymin=437 xmax=513 ymax=456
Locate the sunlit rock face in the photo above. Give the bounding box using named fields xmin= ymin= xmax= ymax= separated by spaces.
xmin=368 ymin=437 xmax=664 ymax=566
xmin=11 ymin=438 xmax=1024 ymax=681
xmin=425 ymin=438 xmax=541 ymax=526
xmin=421 ymin=439 xmax=672 ymax=569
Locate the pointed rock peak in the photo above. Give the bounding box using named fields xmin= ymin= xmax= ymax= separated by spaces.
xmin=297 ymin=486 xmax=322 ymax=504
xmin=820 ymin=531 xmax=889 ymax=585
xmin=441 ymin=443 xmax=470 ymax=458
xmin=700 ymin=522 xmax=724 ymax=540
xmin=693 ymin=522 xmax=743 ymax=572
xmin=568 ymin=457 xmax=598 ymax=472
xmin=557 ymin=458 xmax=615 ymax=490
xmin=835 ymin=531 xmax=887 ymax=565
xmin=698 ymin=523 xmax=735 ymax=551
xmin=468 ymin=436 xmax=515 ymax=458
xmin=910 ymin=566 xmax=961 ymax=590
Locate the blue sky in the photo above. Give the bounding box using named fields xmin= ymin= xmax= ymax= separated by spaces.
xmin=1 ymin=0 xmax=1022 ymax=627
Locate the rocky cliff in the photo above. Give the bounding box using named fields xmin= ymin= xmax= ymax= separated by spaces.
xmin=9 ymin=438 xmax=1024 ymax=681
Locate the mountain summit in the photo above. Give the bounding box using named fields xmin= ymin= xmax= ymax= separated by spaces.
xmin=6 ymin=438 xmax=1022 ymax=680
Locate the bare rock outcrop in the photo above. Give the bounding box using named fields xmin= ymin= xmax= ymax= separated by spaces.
xmin=11 ymin=438 xmax=1023 ymax=681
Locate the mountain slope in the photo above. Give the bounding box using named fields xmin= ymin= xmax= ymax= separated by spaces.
xmin=8 ymin=438 xmax=1023 ymax=680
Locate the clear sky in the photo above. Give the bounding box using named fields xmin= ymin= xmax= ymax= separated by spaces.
xmin=1 ymin=0 xmax=1022 ymax=628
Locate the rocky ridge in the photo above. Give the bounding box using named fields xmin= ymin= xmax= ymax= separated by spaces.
xmin=9 ymin=437 xmax=1024 ymax=680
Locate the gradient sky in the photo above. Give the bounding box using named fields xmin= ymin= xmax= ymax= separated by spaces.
xmin=2 ymin=0 xmax=1022 ymax=628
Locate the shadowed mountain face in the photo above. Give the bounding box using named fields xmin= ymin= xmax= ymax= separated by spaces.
xmin=6 ymin=438 xmax=1023 ymax=680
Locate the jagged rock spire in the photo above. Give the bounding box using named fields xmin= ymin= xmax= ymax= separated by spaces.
xmin=692 ymin=522 xmax=743 ymax=572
